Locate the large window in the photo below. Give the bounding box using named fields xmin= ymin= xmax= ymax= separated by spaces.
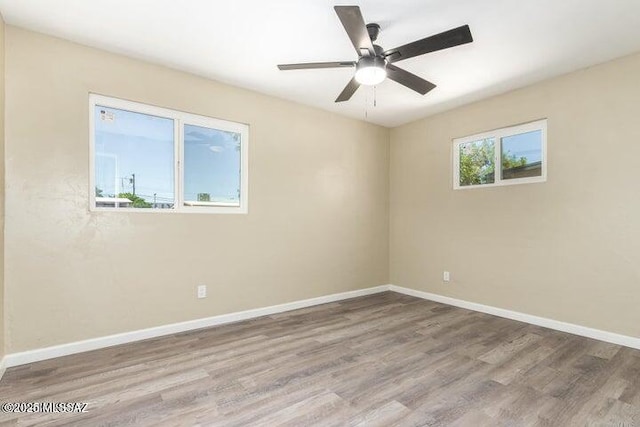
xmin=90 ymin=94 xmax=248 ymax=213
xmin=453 ymin=119 xmax=546 ymax=189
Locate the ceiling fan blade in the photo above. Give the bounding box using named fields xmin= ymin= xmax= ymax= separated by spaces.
xmin=386 ymin=64 xmax=436 ymax=95
xmin=383 ymin=25 xmax=473 ymax=63
xmin=335 ymin=77 xmax=360 ymax=102
xmin=278 ymin=61 xmax=356 ymax=70
xmin=334 ymin=6 xmax=375 ymax=56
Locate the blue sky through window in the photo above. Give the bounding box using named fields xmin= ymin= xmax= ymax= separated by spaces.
xmin=94 ymin=106 xmax=174 ymax=204
xmin=501 ymin=130 xmax=542 ymax=164
xmin=94 ymin=106 xmax=242 ymax=207
xmin=184 ymin=124 xmax=241 ymax=203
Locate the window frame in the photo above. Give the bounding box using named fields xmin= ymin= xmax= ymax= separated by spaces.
xmin=452 ymin=119 xmax=547 ymax=190
xmin=89 ymin=94 xmax=249 ymax=214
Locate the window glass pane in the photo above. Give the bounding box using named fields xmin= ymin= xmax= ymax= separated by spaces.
xmin=501 ymin=130 xmax=543 ymax=180
xmin=184 ymin=124 xmax=241 ymax=206
xmin=458 ymin=138 xmax=495 ymax=186
xmin=94 ymin=106 xmax=175 ymax=209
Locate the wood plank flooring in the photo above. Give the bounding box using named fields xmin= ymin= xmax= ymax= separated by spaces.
xmin=2 ymin=291 xmax=640 ymax=426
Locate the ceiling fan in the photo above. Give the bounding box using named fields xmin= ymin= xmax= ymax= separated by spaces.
xmin=278 ymin=6 xmax=473 ymax=102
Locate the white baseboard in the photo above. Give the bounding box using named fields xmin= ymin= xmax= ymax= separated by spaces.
xmin=0 ymin=356 xmax=6 ymax=381
xmin=4 ymin=285 xmax=390 ymax=368
xmin=5 ymin=284 xmax=639 ymax=370
xmin=389 ymin=285 xmax=640 ymax=350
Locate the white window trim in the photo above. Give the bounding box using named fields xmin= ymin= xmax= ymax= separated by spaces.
xmin=89 ymin=94 xmax=249 ymax=214
xmin=452 ymin=119 xmax=547 ymax=190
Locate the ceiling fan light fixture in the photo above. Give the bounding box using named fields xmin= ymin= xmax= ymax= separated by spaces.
xmin=277 ymin=6 xmax=472 ymax=102
xmin=355 ymin=56 xmax=387 ymax=86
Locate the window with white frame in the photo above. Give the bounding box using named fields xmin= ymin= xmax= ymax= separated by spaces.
xmin=90 ymin=94 xmax=248 ymax=213
xmin=453 ymin=119 xmax=547 ymax=189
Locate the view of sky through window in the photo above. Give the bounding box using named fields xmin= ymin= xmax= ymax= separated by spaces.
xmin=94 ymin=106 xmax=175 ymax=207
xmin=184 ymin=124 xmax=241 ymax=205
xmin=94 ymin=105 xmax=243 ymax=209
xmin=453 ymin=117 xmax=545 ymax=189
xmin=501 ymin=130 xmax=542 ymax=180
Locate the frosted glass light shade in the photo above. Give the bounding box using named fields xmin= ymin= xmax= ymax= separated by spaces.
xmin=355 ymin=57 xmax=387 ymax=86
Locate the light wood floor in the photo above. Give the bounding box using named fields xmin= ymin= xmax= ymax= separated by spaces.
xmin=2 ymin=292 xmax=640 ymax=426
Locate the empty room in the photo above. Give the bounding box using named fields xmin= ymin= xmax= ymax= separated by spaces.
xmin=0 ymin=0 xmax=639 ymax=425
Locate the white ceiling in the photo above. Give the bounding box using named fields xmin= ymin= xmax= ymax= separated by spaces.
xmin=1 ymin=0 xmax=640 ymax=127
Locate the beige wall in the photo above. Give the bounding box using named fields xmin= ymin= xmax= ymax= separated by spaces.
xmin=0 ymin=14 xmax=5 ymax=361
xmin=390 ymin=52 xmax=640 ymax=337
xmin=4 ymin=27 xmax=390 ymax=353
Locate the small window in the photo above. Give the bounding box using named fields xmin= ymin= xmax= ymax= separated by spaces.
xmin=453 ymin=119 xmax=546 ymax=189
xmin=90 ymin=95 xmax=248 ymax=213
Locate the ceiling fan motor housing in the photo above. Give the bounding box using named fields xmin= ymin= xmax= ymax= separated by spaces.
xmin=366 ymin=23 xmax=381 ymax=41
xmin=357 ymin=56 xmax=386 ymax=70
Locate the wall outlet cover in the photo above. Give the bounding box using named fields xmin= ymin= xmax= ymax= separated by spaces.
xmin=197 ymin=285 xmax=207 ymax=299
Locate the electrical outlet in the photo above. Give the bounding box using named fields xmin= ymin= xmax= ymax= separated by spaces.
xmin=197 ymin=285 xmax=207 ymax=299
xmin=443 ymin=271 xmax=450 ymax=282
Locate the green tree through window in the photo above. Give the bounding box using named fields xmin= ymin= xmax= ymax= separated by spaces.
xmin=459 ymin=139 xmax=495 ymax=186
xmin=118 ymin=192 xmax=152 ymax=208
xmin=454 ymin=120 xmax=546 ymax=189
